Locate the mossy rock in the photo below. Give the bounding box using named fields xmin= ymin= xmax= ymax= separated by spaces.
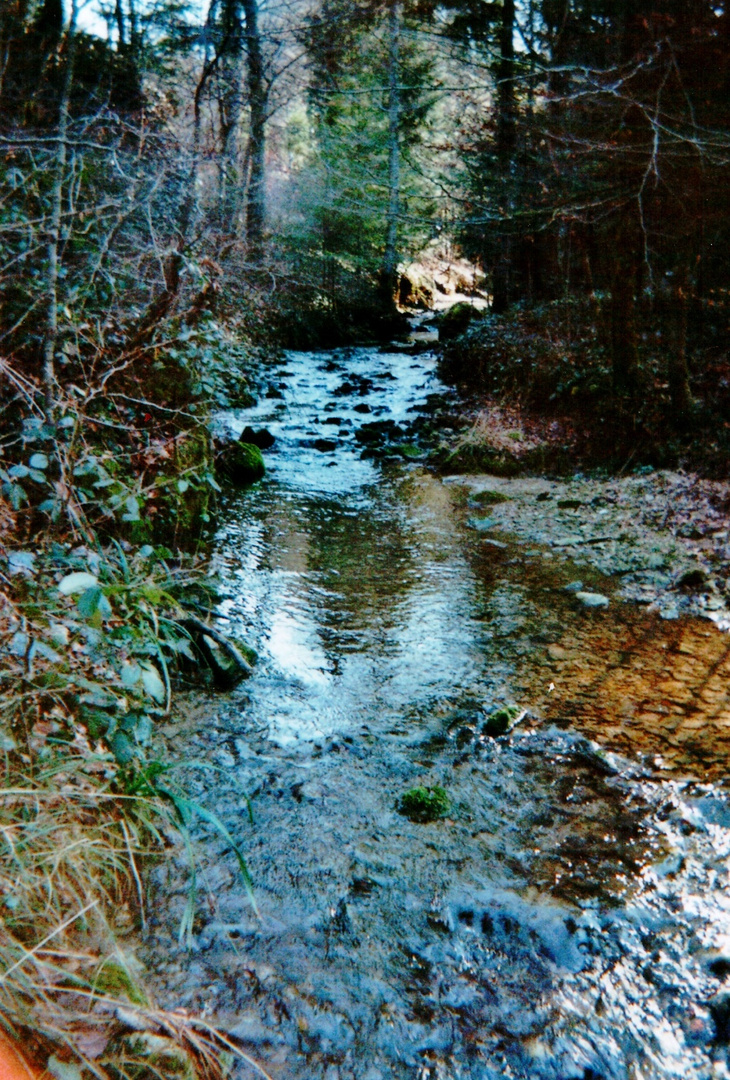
xmin=218 ymin=441 xmax=265 ymax=485
xmin=483 ymin=704 xmax=521 ymax=738
xmin=399 ymin=785 xmax=451 ymax=823
xmin=471 ymin=489 xmax=511 ymax=506
xmin=440 ymin=445 xmax=522 ymax=477
xmin=233 ymin=639 xmax=258 ymax=666
xmin=396 ymin=444 xmax=423 ymax=459
xmin=438 ymin=302 xmax=482 ymax=342
xmin=230 ymin=383 xmax=257 ymax=408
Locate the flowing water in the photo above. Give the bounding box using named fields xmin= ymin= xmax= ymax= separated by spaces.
xmin=149 ymin=339 xmax=730 ymax=1080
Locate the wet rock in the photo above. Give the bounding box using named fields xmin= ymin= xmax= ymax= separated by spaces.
xmin=709 ymin=991 xmax=730 ymax=1042
xmin=334 ymin=377 xmax=373 ymax=397
xmin=229 ymin=1013 xmax=285 ymax=1046
xmin=569 ymin=741 xmax=620 ymax=777
xmin=354 ymin=403 xmax=372 ymax=413
xmin=575 ymin=591 xmax=610 ymax=608
xmin=483 ymin=704 xmax=521 ymax=737
xmin=468 ymin=516 xmax=498 ymax=532
xmin=313 ymin=439 xmax=337 ymax=453
xmin=706 ymin=956 xmax=730 ymax=978
xmin=355 ymin=420 xmax=405 ymax=446
xmin=291 ymin=781 xmax=323 ymax=803
xmin=396 ymin=444 xmax=423 ymax=460
xmin=331 ymin=897 xmax=353 ymax=933
xmin=677 ymin=523 xmax=704 ymax=540
xmin=426 ymin=911 xmax=452 ymax=934
xmin=228 ymin=382 xmax=257 ymax=408
xmin=470 ymin=489 xmax=511 ymax=506
xmin=438 ymin=302 xmax=482 ymax=342
xmin=675 ymin=567 xmax=707 ymax=591
xmin=454 ymin=723 xmax=477 ymax=747
xmin=239 ymin=426 xmax=276 ymax=450
xmin=214 ymin=747 xmax=236 ymax=769
xmin=303 ymin=1009 xmax=355 ymax=1053
xmin=350 ymin=876 xmax=378 ymax=896
xmin=265 ymin=387 xmax=284 ymax=399
xmin=218 ymin=441 xmax=265 ymax=484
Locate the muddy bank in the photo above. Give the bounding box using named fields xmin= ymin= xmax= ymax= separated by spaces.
xmin=145 ymin=340 xmax=730 ymax=1080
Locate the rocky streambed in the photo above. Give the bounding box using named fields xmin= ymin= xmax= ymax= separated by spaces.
xmin=147 ymin=338 xmax=730 ymax=1080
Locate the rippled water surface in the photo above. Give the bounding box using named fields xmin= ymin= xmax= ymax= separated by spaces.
xmin=148 ymin=340 xmax=730 ymax=1080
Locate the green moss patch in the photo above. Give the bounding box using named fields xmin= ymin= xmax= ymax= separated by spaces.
xmin=219 ymin=441 xmax=266 ymax=484
xmin=471 ymin=489 xmax=511 ymax=506
xmin=483 ymin=704 xmax=521 ymax=738
xmin=399 ymin=785 xmax=451 ymax=823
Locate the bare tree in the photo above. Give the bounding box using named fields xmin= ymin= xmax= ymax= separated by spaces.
xmin=42 ymin=0 xmax=77 ymax=416
xmin=381 ymin=0 xmax=401 ymax=304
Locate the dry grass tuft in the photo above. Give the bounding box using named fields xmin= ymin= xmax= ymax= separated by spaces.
xmin=0 ymin=763 xmax=233 ymax=1078
xmin=0 ymin=564 xmax=263 ymax=1079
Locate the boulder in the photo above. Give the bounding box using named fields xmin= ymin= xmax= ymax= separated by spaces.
xmin=709 ymin=991 xmax=730 ymax=1043
xmin=438 ymin=302 xmax=482 ymax=342
xmin=674 ymin=567 xmax=707 ymax=591
xmin=239 ymin=426 xmax=275 ymax=450
xmin=218 ymin=441 xmax=265 ymax=484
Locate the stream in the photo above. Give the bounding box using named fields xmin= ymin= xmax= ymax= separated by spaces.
xmin=148 ymin=337 xmax=730 ymax=1080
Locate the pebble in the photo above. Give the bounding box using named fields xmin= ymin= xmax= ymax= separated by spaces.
xmin=575 ymin=591 xmax=610 ymax=608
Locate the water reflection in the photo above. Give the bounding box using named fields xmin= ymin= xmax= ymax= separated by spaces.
xmin=148 ymin=341 xmax=730 ymax=1080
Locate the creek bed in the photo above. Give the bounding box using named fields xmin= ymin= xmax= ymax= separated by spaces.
xmin=147 ymin=342 xmax=730 ymax=1080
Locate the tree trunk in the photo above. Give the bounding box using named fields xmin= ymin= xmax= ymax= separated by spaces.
xmin=114 ymin=0 xmax=125 ymax=47
xmin=496 ymin=0 xmax=515 ymax=166
xmin=128 ymin=0 xmax=139 ymax=53
xmin=216 ymin=0 xmax=243 ymax=226
xmin=241 ymin=0 xmax=266 ymax=261
xmin=183 ymin=0 xmax=218 ymax=240
xmin=218 ymin=65 xmax=244 ymax=224
xmin=667 ymin=266 xmax=694 ymax=424
xmin=609 ymin=253 xmax=639 ymax=396
xmin=380 ymin=0 xmax=401 ymax=309
xmin=491 ymin=0 xmax=515 ymax=315
xmin=42 ymin=0 xmax=76 ymax=417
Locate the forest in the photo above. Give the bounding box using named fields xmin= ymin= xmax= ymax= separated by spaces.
xmin=1 ymin=0 xmax=730 ymax=1077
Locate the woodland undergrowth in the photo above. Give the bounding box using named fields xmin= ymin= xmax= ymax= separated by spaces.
xmin=0 ymin=314 xmax=265 ymax=1079
xmin=438 ymin=295 xmax=730 ymax=477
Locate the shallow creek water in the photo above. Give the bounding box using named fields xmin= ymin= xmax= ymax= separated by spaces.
xmin=149 ymin=343 xmax=730 ymax=1080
